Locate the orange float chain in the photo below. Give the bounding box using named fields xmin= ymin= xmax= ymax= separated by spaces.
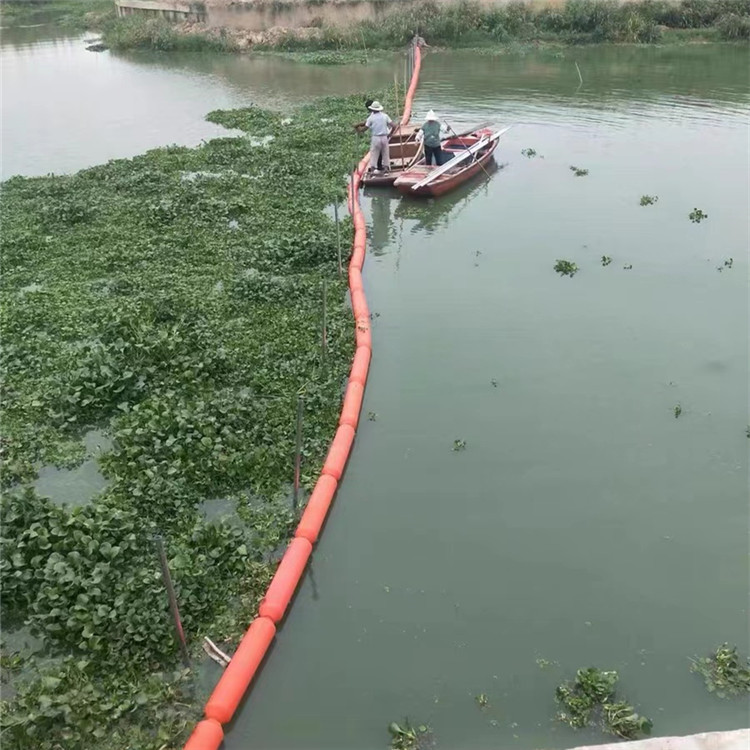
xmin=183 ymin=43 xmax=422 ymax=750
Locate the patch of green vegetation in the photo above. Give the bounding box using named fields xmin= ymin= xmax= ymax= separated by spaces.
xmin=0 ymin=0 xmax=113 ymax=29
xmin=640 ymin=194 xmax=658 ymax=206
xmin=276 ymin=0 xmax=750 ymax=52
xmin=690 ymin=644 xmax=750 ymax=698
xmin=601 ymin=255 xmax=612 ymax=266
xmin=689 ymin=207 xmax=708 ymax=222
xmin=521 ymin=148 xmax=537 ymax=158
xmin=388 ymin=720 xmax=432 ymax=750
xmin=570 ymin=165 xmax=589 ymax=176
xmin=556 ymin=667 xmax=652 ymax=740
xmin=367 ymin=411 xmax=378 ymax=421
xmin=102 ymin=14 xmax=238 ymax=52
xmin=554 ymin=259 xmax=579 ymax=277
xmin=716 ymin=11 xmax=750 ymax=39
xmin=452 ymin=439 xmax=467 ymax=451
xmin=623 ymin=263 xmax=633 ymax=270
xmin=475 ymin=692 xmax=489 ymax=708
xmin=674 ymin=404 xmax=682 ymax=418
xmin=0 ymin=92 xmax=390 ymax=749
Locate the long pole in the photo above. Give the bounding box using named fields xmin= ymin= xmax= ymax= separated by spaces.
xmin=155 ymin=535 xmax=190 ymax=668
xmin=293 ymin=395 xmax=304 ymax=511
xmin=334 ymin=201 xmax=342 ymax=278
xmin=444 ymin=120 xmax=493 ymax=180
xmin=321 ymin=279 xmax=328 ymax=363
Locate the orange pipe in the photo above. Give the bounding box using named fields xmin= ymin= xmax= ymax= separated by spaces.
xmin=349 ymin=345 xmax=371 ymax=386
xmin=339 ymin=380 xmax=365 ymax=430
xmin=204 ymin=617 xmax=276 ymax=724
xmin=295 ymin=474 xmax=338 ymax=544
xmin=322 ymin=424 xmax=355 ymax=480
xmin=401 ymin=45 xmax=422 ymax=125
xmin=183 ymin=720 xmax=223 ymax=750
xmin=258 ymin=538 xmax=313 ymax=623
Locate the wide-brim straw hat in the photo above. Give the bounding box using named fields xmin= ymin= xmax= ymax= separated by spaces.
xmin=425 ymin=110 xmax=438 ymax=121
xmin=369 ymin=101 xmax=384 ymax=111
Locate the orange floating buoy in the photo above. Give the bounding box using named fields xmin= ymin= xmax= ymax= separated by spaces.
xmin=355 ymin=317 xmax=372 ymax=350
xmin=183 ymin=719 xmax=223 ymax=750
xmin=322 ymin=424 xmax=355 ymax=480
xmin=349 ymin=266 xmax=364 ymax=292
xmin=351 ymin=289 xmax=370 ymax=322
xmin=204 ymin=617 xmax=276 ymax=725
xmin=339 ymin=380 xmax=365 ymax=430
xmin=295 ymin=474 xmax=338 ymax=544
xmin=349 ymin=345 xmax=371 ymax=386
xmin=258 ymin=538 xmax=313 ymax=623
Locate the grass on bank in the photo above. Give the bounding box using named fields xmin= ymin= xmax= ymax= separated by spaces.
xmin=0 ymin=90 xmax=397 ymax=750
xmin=0 ymin=0 xmax=114 ymax=30
xmin=97 ymin=0 xmax=750 ymax=53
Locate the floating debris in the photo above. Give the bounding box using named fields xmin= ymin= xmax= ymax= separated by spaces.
xmin=674 ymin=404 xmax=682 ymax=419
xmin=639 ymin=195 xmax=658 ymax=206
xmin=570 ymin=166 xmax=589 ymax=177
xmin=521 ymin=148 xmax=537 ymax=158
xmin=367 ymin=411 xmax=378 ymax=421
xmin=475 ymin=693 xmax=489 ymax=709
xmin=690 ymin=644 xmax=750 ymax=698
xmin=452 ymin=439 xmax=467 ymax=451
xmin=554 ymin=260 xmax=579 ymax=277
xmin=601 ymin=256 xmax=612 ymax=266
xmin=689 ymin=208 xmax=708 ymax=223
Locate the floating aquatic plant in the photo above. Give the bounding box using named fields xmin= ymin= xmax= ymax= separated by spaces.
xmin=521 ymin=148 xmax=537 ymax=158
xmin=601 ymin=255 xmax=612 ymax=266
xmin=475 ymin=693 xmax=489 ymax=709
xmin=388 ymin=720 xmax=431 ymax=750
xmin=690 ymin=644 xmax=750 ymax=698
xmin=689 ymin=208 xmax=708 ymax=223
xmin=674 ymin=404 xmax=682 ymax=418
xmin=367 ymin=411 xmax=378 ymax=421
xmin=452 ymin=439 xmax=467 ymax=451
xmin=554 ymin=260 xmax=579 ymax=277
xmin=555 ymin=667 xmax=652 ymax=740
xmin=569 ymin=166 xmax=589 ymax=177
xmin=639 ymin=195 xmax=658 ymax=206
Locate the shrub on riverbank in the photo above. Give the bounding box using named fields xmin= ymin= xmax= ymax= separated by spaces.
xmin=102 ymin=14 xmax=240 ymax=52
xmin=254 ymin=0 xmax=750 ymax=51
xmin=0 ymin=0 xmax=114 ymax=30
xmin=0 ymin=92 xmax=388 ymax=749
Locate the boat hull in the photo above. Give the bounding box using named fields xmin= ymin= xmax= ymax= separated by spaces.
xmin=394 ymin=135 xmax=499 ymax=197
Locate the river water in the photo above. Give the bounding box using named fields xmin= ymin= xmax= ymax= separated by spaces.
xmin=3 ymin=25 xmax=748 ymax=750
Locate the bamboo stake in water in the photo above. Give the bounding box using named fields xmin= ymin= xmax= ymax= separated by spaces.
xmin=321 ymin=279 xmax=328 ymax=363
xmin=575 ymin=61 xmax=583 ymax=86
xmin=154 ymin=535 xmax=190 ymax=667
xmin=334 ymin=201 xmax=342 ymax=278
xmin=293 ymin=395 xmax=304 ymax=511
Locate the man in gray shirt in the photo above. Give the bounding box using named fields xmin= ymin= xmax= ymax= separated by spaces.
xmin=364 ymin=101 xmax=394 ymax=174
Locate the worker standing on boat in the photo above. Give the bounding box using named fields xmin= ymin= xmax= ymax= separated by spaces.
xmin=363 ymin=101 xmax=394 ymax=175
xmin=417 ymin=110 xmax=445 ymax=166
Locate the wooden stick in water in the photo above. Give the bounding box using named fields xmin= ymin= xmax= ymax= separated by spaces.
xmin=575 ymin=61 xmax=583 ymax=86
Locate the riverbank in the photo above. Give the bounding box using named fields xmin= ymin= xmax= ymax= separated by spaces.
xmin=99 ymin=0 xmax=750 ymax=52
xmin=0 ymin=92 xmax=394 ymax=750
xmin=0 ymin=0 xmax=114 ymax=30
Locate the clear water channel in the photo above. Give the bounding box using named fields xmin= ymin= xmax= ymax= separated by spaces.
xmin=3 ymin=23 xmax=748 ymax=750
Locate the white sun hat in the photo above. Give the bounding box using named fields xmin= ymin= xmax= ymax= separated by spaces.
xmin=425 ymin=110 xmax=439 ymax=121
xmin=369 ymin=101 xmax=384 ymax=111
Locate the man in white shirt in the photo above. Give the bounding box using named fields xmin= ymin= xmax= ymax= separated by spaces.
xmin=364 ymin=101 xmax=394 ymax=174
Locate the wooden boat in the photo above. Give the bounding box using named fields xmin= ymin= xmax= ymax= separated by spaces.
xmin=360 ymin=123 xmax=423 ymax=187
xmin=393 ymin=127 xmax=509 ymax=198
